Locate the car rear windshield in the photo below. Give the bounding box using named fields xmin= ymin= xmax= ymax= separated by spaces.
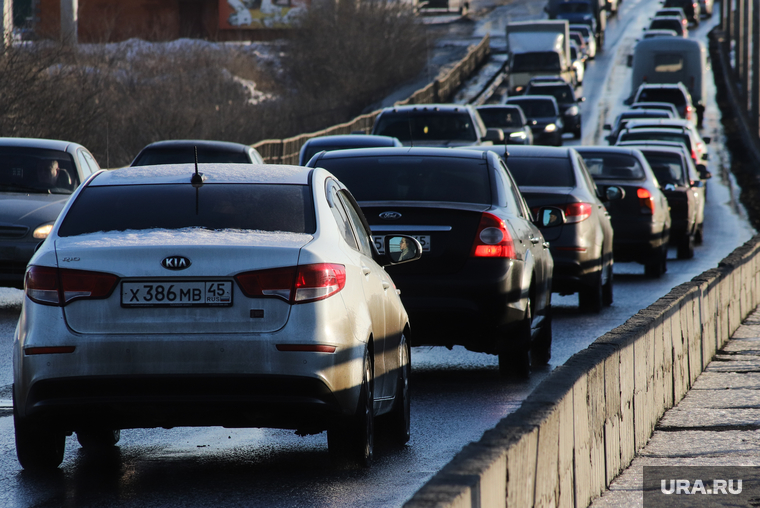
xmin=507 ymin=100 xmax=557 ymax=118
xmin=132 ymin=147 xmax=250 ymax=166
xmin=618 ymin=131 xmax=691 ymax=147
xmin=0 ymin=147 xmax=79 ymax=194
xmin=526 ymin=84 xmax=575 ymax=104
xmin=504 ymin=156 xmax=576 ymax=187
xmin=58 ymin=184 xmax=316 ymax=237
xmin=477 ymin=108 xmax=524 ymax=127
xmin=558 ymin=1 xmax=591 ymax=13
xmin=315 ymin=156 xmax=491 ymax=204
xmin=373 ymin=113 xmax=477 ymax=142
xmin=511 ymin=52 xmax=562 ymax=73
xmin=650 ymin=19 xmax=682 ymax=32
xmin=640 ymin=152 xmax=686 ymax=186
xmin=580 ymin=153 xmax=646 ymax=180
xmin=636 ymin=88 xmax=687 ymax=106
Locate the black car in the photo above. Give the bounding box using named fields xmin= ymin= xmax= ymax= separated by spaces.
xmin=130 ymin=140 xmax=264 ymax=166
xmin=576 ymin=146 xmax=672 ymax=277
xmin=603 ymin=109 xmax=674 ymax=145
xmin=466 ymin=145 xmax=618 ymax=312
xmin=663 ymin=0 xmax=700 ymax=26
xmin=476 ymin=105 xmax=534 ymax=145
xmin=505 ymin=96 xmax=564 ymax=146
xmin=308 ymin=147 xmax=558 ymax=375
xmin=524 ymin=81 xmax=585 ymax=139
xmin=298 ymin=134 xmax=402 ymax=165
xmin=0 ymin=137 xmax=101 ymax=288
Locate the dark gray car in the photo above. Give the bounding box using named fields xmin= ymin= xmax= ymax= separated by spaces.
xmin=0 ymin=137 xmax=100 ymax=288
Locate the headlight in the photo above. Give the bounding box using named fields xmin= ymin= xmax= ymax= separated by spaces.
xmin=33 ymin=224 xmax=54 ymax=239
xmin=544 ymin=123 xmax=557 ymax=132
xmin=565 ymin=106 xmax=579 ymax=116
xmin=510 ymin=131 xmax=527 ymax=139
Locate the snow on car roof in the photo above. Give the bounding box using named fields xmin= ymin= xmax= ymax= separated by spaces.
xmin=92 ymin=163 xmax=311 ymax=186
xmin=55 ymin=227 xmax=313 ymax=247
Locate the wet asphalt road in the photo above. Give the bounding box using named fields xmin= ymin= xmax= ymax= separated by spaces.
xmin=0 ymin=1 xmax=755 ymax=506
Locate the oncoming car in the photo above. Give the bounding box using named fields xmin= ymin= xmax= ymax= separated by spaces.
xmin=14 ymin=163 xmax=421 ymax=470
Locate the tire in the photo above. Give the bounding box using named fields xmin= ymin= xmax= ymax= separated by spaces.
xmin=14 ymin=402 xmax=65 ymax=471
xmin=677 ymin=234 xmax=695 ymax=260
xmin=644 ymin=246 xmax=667 ymax=278
xmin=499 ymin=299 xmax=531 ymax=378
xmin=77 ymin=429 xmax=121 ymax=449
xmin=579 ymin=271 xmax=603 ymax=313
xmin=602 ymin=266 xmax=613 ymax=306
xmin=530 ymin=306 xmax=552 ymax=366
xmin=387 ymin=334 xmax=410 ymax=446
xmin=328 ymin=347 xmax=374 ymax=468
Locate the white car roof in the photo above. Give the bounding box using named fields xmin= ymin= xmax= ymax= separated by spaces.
xmin=91 ymin=163 xmax=312 ymax=186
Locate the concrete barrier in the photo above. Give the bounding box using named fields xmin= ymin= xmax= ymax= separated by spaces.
xmin=404 ymin=235 xmax=760 ymax=508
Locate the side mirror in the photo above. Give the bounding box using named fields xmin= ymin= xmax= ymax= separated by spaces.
xmin=691 ymin=180 xmax=705 ymax=188
xmin=578 ymin=97 xmax=586 ymax=102
xmin=534 ymin=206 xmax=565 ymax=228
xmin=603 ymin=124 xmax=612 ymax=130
xmin=702 ymin=136 xmax=711 ymax=144
xmin=702 ymin=153 xmax=709 ymax=161
xmin=697 ymin=164 xmax=712 ymax=180
xmin=483 ymin=128 xmax=505 ymax=143
xmin=605 ymin=186 xmax=625 ymax=201
xmin=382 ymin=235 xmax=422 ymax=266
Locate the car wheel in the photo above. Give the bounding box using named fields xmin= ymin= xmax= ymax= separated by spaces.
xmin=677 ymin=234 xmax=695 ymax=259
xmin=530 ymin=305 xmax=552 ymax=366
xmin=579 ymin=271 xmax=603 ymax=313
xmin=328 ymin=347 xmax=374 ymax=468
xmin=602 ymin=266 xmax=613 ymax=306
xmin=499 ymin=299 xmax=531 ymax=378
xmin=77 ymin=429 xmax=121 ymax=449
xmin=14 ymin=400 xmax=65 ymax=470
xmin=387 ymin=334 xmax=410 ymax=446
xmin=644 ymin=245 xmax=667 ymax=278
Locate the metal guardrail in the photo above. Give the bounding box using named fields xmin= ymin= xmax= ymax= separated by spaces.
xmin=253 ymin=34 xmax=491 ymax=164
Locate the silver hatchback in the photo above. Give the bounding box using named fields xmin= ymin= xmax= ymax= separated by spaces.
xmin=13 ymin=163 xmax=420 ymax=470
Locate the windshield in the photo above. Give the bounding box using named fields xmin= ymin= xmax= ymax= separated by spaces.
xmin=477 ymin=108 xmax=524 ymax=128
xmin=132 ymin=147 xmax=250 ymax=166
xmin=0 ymin=147 xmax=79 ymax=195
xmin=511 ymin=52 xmax=561 ymax=73
xmin=508 ymin=100 xmax=557 ymax=118
xmin=558 ymin=2 xmax=591 ymax=13
xmin=315 ymin=155 xmax=491 ymax=204
xmin=58 ymin=184 xmax=316 ymax=236
xmin=580 ymin=153 xmax=646 ymax=180
xmin=640 ymin=152 xmax=686 ymax=185
xmin=504 ymin=156 xmax=575 ymax=187
xmin=373 ymin=112 xmax=477 ymax=142
xmin=527 ymin=84 xmax=576 ymax=104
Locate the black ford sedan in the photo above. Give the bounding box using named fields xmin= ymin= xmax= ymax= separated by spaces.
xmin=308 ymin=147 xmax=559 ymax=376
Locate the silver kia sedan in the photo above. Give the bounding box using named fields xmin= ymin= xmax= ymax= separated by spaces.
xmin=13 ymin=163 xmax=420 ymax=470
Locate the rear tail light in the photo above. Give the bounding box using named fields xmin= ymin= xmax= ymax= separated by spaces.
xmin=564 ymin=202 xmax=593 ymax=223
xmin=637 ymin=188 xmax=655 ymax=215
xmin=470 ymin=212 xmax=516 ymax=258
xmin=686 ymin=105 xmax=694 ymax=122
xmin=691 ymin=148 xmax=698 ymax=162
xmin=25 ymin=266 xmax=119 ymax=306
xmin=235 ymin=264 xmax=346 ymax=304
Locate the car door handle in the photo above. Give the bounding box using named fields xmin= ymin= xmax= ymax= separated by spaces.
xmin=362 ymin=266 xmax=372 ymax=276
xmin=529 ymin=235 xmax=541 ymax=244
xmin=382 ymin=281 xmax=390 ymax=290
xmin=543 ymin=241 xmax=550 ymax=249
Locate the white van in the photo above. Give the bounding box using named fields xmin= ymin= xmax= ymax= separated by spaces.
xmin=630 ymin=37 xmax=707 ymax=124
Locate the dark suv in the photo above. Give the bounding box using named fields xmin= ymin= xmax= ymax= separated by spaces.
xmin=525 ymin=81 xmax=585 ymax=139
xmin=663 ymin=0 xmax=700 ymax=26
xmin=371 ymin=104 xmax=503 ymax=147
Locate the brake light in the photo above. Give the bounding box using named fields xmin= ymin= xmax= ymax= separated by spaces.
xmin=637 ymin=188 xmax=655 ymax=215
xmin=564 ymin=202 xmax=593 ymax=223
xmin=691 ymin=148 xmax=698 ymax=162
xmin=470 ymin=212 xmax=515 ymax=258
xmin=25 ymin=266 xmax=118 ymax=306
xmin=235 ymin=264 xmax=346 ymax=304
xmin=686 ymin=105 xmax=694 ymax=122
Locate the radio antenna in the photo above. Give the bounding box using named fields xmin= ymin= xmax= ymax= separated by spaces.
xmin=407 ymin=112 xmax=414 ymax=148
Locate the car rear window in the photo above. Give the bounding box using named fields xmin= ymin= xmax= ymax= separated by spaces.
xmin=526 ymin=84 xmax=575 ymax=104
xmin=650 ymin=19 xmax=682 ymax=32
xmin=579 ymin=153 xmax=646 ymax=180
xmin=0 ymin=147 xmax=79 ymax=194
xmin=58 ymin=184 xmax=316 ymax=237
xmin=511 ymin=52 xmax=562 ymax=73
xmin=315 ymin=156 xmax=491 ymax=204
xmin=504 ymin=156 xmax=576 ymax=187
xmin=640 ymin=152 xmax=686 ymax=186
xmin=618 ymin=131 xmax=691 ymax=147
xmin=373 ymin=112 xmax=477 ymax=142
xmin=132 ymin=147 xmax=250 ymax=166
xmin=636 ymin=88 xmax=687 ymax=106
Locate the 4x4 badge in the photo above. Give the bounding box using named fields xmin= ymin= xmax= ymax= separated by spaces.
xmin=379 ymin=211 xmax=402 ymax=220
